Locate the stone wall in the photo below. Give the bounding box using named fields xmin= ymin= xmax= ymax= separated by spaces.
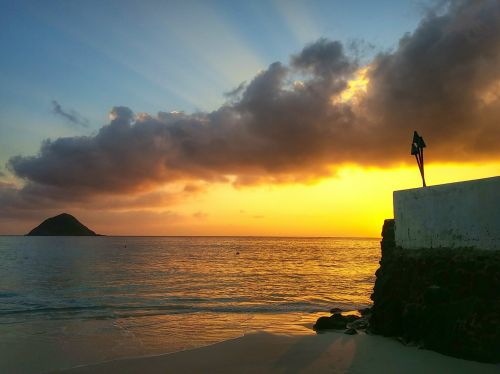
xmin=370 ymin=219 xmax=500 ymax=363
xmin=394 ymin=176 xmax=500 ymax=250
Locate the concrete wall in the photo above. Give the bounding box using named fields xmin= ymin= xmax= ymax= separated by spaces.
xmin=393 ymin=176 xmax=500 ymax=250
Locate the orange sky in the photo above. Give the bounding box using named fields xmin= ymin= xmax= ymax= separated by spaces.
xmin=72 ymin=162 xmax=499 ymax=237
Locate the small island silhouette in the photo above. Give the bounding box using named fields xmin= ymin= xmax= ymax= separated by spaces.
xmin=27 ymin=213 xmax=98 ymax=236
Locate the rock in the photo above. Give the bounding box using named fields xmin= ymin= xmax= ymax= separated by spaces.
xmin=396 ymin=336 xmax=408 ymax=345
xmin=313 ymin=314 xmax=360 ymax=331
xmin=314 ymin=316 xmax=346 ymax=331
xmin=371 ymin=219 xmax=500 ymax=363
xmin=348 ymin=317 xmax=369 ymax=330
xmin=342 ymin=314 xmax=360 ymax=323
xmin=381 ymin=219 xmax=395 ymax=242
xmin=359 ymin=307 xmax=372 ymax=316
xmin=27 ymin=213 xmax=99 ymax=236
xmin=423 ymin=285 xmax=450 ymax=305
xmin=344 ymin=328 xmax=357 ymax=335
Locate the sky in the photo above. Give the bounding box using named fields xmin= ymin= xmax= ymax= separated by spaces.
xmin=1 ymin=0 xmax=499 ymax=236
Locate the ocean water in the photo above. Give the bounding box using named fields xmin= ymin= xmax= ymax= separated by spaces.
xmin=0 ymin=236 xmax=380 ymax=373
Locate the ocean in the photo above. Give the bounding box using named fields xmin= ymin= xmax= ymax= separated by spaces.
xmin=0 ymin=236 xmax=380 ymax=373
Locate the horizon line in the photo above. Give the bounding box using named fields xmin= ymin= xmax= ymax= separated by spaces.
xmin=0 ymin=234 xmax=380 ymax=239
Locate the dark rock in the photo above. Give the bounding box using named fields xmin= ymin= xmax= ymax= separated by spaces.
xmin=423 ymin=285 xmax=450 ymax=305
xmin=27 ymin=213 xmax=98 ymax=236
xmin=348 ymin=317 xmax=369 ymax=330
xmin=344 ymin=328 xmax=357 ymax=335
xmin=314 ymin=316 xmax=346 ymax=331
xmin=359 ymin=307 xmax=372 ymax=316
xmin=381 ymin=219 xmax=395 ymax=242
xmin=314 ymin=313 xmax=360 ymax=331
xmin=371 ymin=219 xmax=500 ymax=363
xmin=343 ymin=315 xmax=360 ymax=323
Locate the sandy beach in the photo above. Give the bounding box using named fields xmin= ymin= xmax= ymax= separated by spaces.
xmin=60 ymin=331 xmax=499 ymax=373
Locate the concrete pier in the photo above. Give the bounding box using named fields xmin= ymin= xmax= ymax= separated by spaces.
xmin=393 ymin=176 xmax=500 ymax=250
xmin=370 ymin=177 xmax=500 ymax=362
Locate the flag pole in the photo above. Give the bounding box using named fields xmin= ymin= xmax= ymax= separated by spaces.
xmin=411 ymin=131 xmax=427 ymax=188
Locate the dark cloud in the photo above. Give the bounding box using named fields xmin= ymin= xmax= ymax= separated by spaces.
xmin=223 ymin=81 xmax=247 ymax=101
xmin=345 ymin=39 xmax=376 ymax=63
xmin=363 ymin=0 xmax=500 ymax=160
xmin=0 ymin=180 xmax=204 ymax=223
xmin=52 ymin=100 xmax=89 ymax=128
xmin=291 ymin=38 xmax=355 ymax=77
xmin=3 ymin=0 xmax=500 ymax=217
xmin=109 ymin=106 xmax=134 ymax=123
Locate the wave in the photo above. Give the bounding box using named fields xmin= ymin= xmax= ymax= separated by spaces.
xmin=0 ymin=292 xmax=18 ymax=298
xmin=0 ymin=300 xmax=338 ymax=323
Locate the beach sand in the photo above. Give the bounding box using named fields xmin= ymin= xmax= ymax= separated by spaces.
xmin=60 ymin=331 xmax=498 ymax=373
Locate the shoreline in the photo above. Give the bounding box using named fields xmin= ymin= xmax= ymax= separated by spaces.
xmin=59 ymin=331 xmax=499 ymax=373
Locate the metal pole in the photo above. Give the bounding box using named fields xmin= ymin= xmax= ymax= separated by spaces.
xmin=420 ymin=148 xmax=426 ymax=187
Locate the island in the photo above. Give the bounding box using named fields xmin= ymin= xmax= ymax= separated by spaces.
xmin=26 ymin=213 xmax=99 ymax=236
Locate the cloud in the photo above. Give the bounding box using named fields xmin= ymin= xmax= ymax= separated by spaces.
xmin=3 ymin=0 xmax=500 ymax=217
xmin=362 ymin=0 xmax=500 ymax=160
xmin=291 ymin=38 xmax=354 ymax=77
xmin=0 ymin=180 xmax=205 ymax=225
xmin=223 ymin=81 xmax=247 ymax=100
xmin=52 ymin=100 xmax=89 ymax=128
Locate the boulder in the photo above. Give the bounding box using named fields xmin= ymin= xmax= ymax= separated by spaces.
xmin=359 ymin=307 xmax=372 ymax=316
xmin=314 ymin=313 xmax=360 ymax=331
xmin=344 ymin=328 xmax=358 ymax=335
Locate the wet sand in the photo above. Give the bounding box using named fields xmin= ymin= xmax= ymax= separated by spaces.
xmin=59 ymin=331 xmax=499 ymax=373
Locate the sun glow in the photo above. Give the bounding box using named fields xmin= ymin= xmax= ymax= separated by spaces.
xmin=479 ymin=80 xmax=500 ymax=106
xmin=111 ymin=162 xmax=500 ymax=237
xmin=332 ymin=66 xmax=370 ymax=105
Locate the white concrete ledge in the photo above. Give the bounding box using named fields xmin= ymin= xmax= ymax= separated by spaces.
xmin=393 ymin=176 xmax=500 ymax=250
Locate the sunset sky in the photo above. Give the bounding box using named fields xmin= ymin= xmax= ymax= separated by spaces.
xmin=1 ymin=0 xmax=499 ymax=236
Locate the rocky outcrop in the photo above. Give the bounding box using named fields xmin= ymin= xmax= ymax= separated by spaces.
xmin=313 ymin=308 xmax=372 ymax=335
xmin=314 ymin=313 xmax=360 ymax=331
xmin=370 ymin=219 xmax=500 ymax=363
xmin=27 ymin=213 xmax=98 ymax=236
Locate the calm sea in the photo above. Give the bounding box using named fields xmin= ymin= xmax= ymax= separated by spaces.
xmin=0 ymin=236 xmax=380 ymax=373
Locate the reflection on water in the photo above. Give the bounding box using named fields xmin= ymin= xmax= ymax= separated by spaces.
xmin=0 ymin=236 xmax=379 ymax=373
